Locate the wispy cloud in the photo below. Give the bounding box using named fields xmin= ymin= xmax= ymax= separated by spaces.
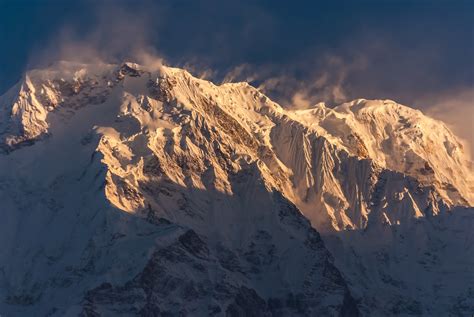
xmin=219 ymin=53 xmax=367 ymax=109
xmin=422 ymin=87 xmax=474 ymax=158
xmin=28 ymin=2 xmax=163 ymax=69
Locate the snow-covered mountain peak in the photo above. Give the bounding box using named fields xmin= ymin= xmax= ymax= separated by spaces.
xmin=1 ymin=61 xmax=472 ymax=206
xmin=1 ymin=60 xmax=473 ymax=316
xmin=291 ymin=98 xmax=473 ymax=205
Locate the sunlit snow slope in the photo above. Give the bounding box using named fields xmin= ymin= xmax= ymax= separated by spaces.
xmin=0 ymin=61 xmax=472 ymax=316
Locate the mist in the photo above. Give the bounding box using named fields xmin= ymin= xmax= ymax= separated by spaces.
xmin=422 ymin=88 xmax=474 ymax=158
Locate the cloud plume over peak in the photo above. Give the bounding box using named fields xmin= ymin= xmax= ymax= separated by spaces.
xmin=27 ymin=2 xmax=162 ymax=69
xmin=423 ymin=87 xmax=474 ymax=159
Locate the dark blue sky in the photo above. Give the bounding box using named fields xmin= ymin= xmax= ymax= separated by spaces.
xmin=0 ymin=0 xmax=473 ymax=108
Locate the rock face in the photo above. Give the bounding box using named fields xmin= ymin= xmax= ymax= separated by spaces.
xmin=0 ymin=61 xmax=472 ymax=316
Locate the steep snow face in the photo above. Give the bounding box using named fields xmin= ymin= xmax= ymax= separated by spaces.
xmin=327 ymin=206 xmax=474 ymax=316
xmin=292 ymin=99 xmax=473 ymax=206
xmin=0 ymin=61 xmax=472 ymax=316
xmin=0 ymin=62 xmax=115 ymax=152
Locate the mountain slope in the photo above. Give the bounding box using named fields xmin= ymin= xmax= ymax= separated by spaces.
xmin=0 ymin=61 xmax=472 ymax=316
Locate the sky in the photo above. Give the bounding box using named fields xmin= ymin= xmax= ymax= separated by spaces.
xmin=0 ymin=0 xmax=473 ymax=151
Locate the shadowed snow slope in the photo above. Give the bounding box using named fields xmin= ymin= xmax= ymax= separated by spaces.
xmin=0 ymin=61 xmax=472 ymax=316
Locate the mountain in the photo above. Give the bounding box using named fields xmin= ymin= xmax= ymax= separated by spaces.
xmin=0 ymin=61 xmax=472 ymax=316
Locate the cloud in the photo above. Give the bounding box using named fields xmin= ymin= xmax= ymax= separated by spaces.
xmin=134 ymin=50 xmax=164 ymax=72
xmin=176 ymin=59 xmax=217 ymax=80
xmin=222 ymin=64 xmax=258 ymax=83
xmin=421 ymin=87 xmax=474 ymax=159
xmin=27 ymin=2 xmax=164 ymax=70
xmin=218 ymin=53 xmax=367 ymax=109
xmin=279 ymin=55 xmax=367 ymax=109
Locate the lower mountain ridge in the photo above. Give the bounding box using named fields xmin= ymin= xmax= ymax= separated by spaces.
xmin=0 ymin=61 xmax=472 ymax=316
